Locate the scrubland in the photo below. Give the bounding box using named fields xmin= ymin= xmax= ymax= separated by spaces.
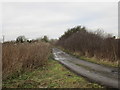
xmin=56 ymin=26 xmax=119 ymax=67
xmin=2 ymin=42 xmax=50 ymax=80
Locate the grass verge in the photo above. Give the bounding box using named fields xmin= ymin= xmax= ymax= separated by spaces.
xmin=59 ymin=47 xmax=118 ymax=68
xmin=3 ymin=59 xmax=103 ymax=88
xmin=77 ymin=56 xmax=118 ymax=68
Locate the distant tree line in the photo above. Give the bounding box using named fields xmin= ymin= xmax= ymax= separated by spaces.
xmin=3 ymin=35 xmax=57 ymax=45
xmin=15 ymin=35 xmax=50 ymax=43
xmin=57 ymin=26 xmax=120 ymax=61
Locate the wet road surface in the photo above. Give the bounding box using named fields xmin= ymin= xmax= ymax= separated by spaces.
xmin=52 ymin=48 xmax=119 ymax=88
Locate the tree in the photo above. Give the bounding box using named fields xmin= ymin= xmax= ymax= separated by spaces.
xmin=41 ymin=35 xmax=49 ymax=42
xmin=16 ymin=36 xmax=27 ymax=43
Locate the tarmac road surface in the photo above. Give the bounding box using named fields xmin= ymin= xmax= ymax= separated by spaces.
xmin=52 ymin=48 xmax=119 ymax=88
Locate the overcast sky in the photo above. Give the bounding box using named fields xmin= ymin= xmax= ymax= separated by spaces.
xmin=2 ymin=2 xmax=118 ymax=41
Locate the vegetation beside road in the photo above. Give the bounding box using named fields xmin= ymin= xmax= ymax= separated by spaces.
xmin=59 ymin=47 xmax=118 ymax=68
xmin=2 ymin=41 xmax=50 ymax=80
xmin=3 ymin=59 xmax=103 ymax=88
xmin=56 ymin=26 xmax=119 ymax=67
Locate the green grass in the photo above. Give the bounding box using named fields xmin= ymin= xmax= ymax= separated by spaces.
xmin=3 ymin=59 xmax=103 ymax=88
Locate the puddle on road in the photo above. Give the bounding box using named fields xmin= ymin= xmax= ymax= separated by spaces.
xmin=53 ymin=52 xmax=66 ymax=61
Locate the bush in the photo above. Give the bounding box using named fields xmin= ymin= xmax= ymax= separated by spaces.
xmin=16 ymin=36 xmax=27 ymax=43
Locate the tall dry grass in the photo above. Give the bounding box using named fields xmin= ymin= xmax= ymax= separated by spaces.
xmin=2 ymin=42 xmax=50 ymax=80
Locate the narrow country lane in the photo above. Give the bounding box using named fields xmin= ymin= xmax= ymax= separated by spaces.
xmin=52 ymin=48 xmax=119 ymax=88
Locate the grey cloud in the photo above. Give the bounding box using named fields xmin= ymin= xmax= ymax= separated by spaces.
xmin=2 ymin=2 xmax=118 ymax=41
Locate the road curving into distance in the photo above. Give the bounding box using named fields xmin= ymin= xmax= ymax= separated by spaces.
xmin=52 ymin=48 xmax=119 ymax=88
